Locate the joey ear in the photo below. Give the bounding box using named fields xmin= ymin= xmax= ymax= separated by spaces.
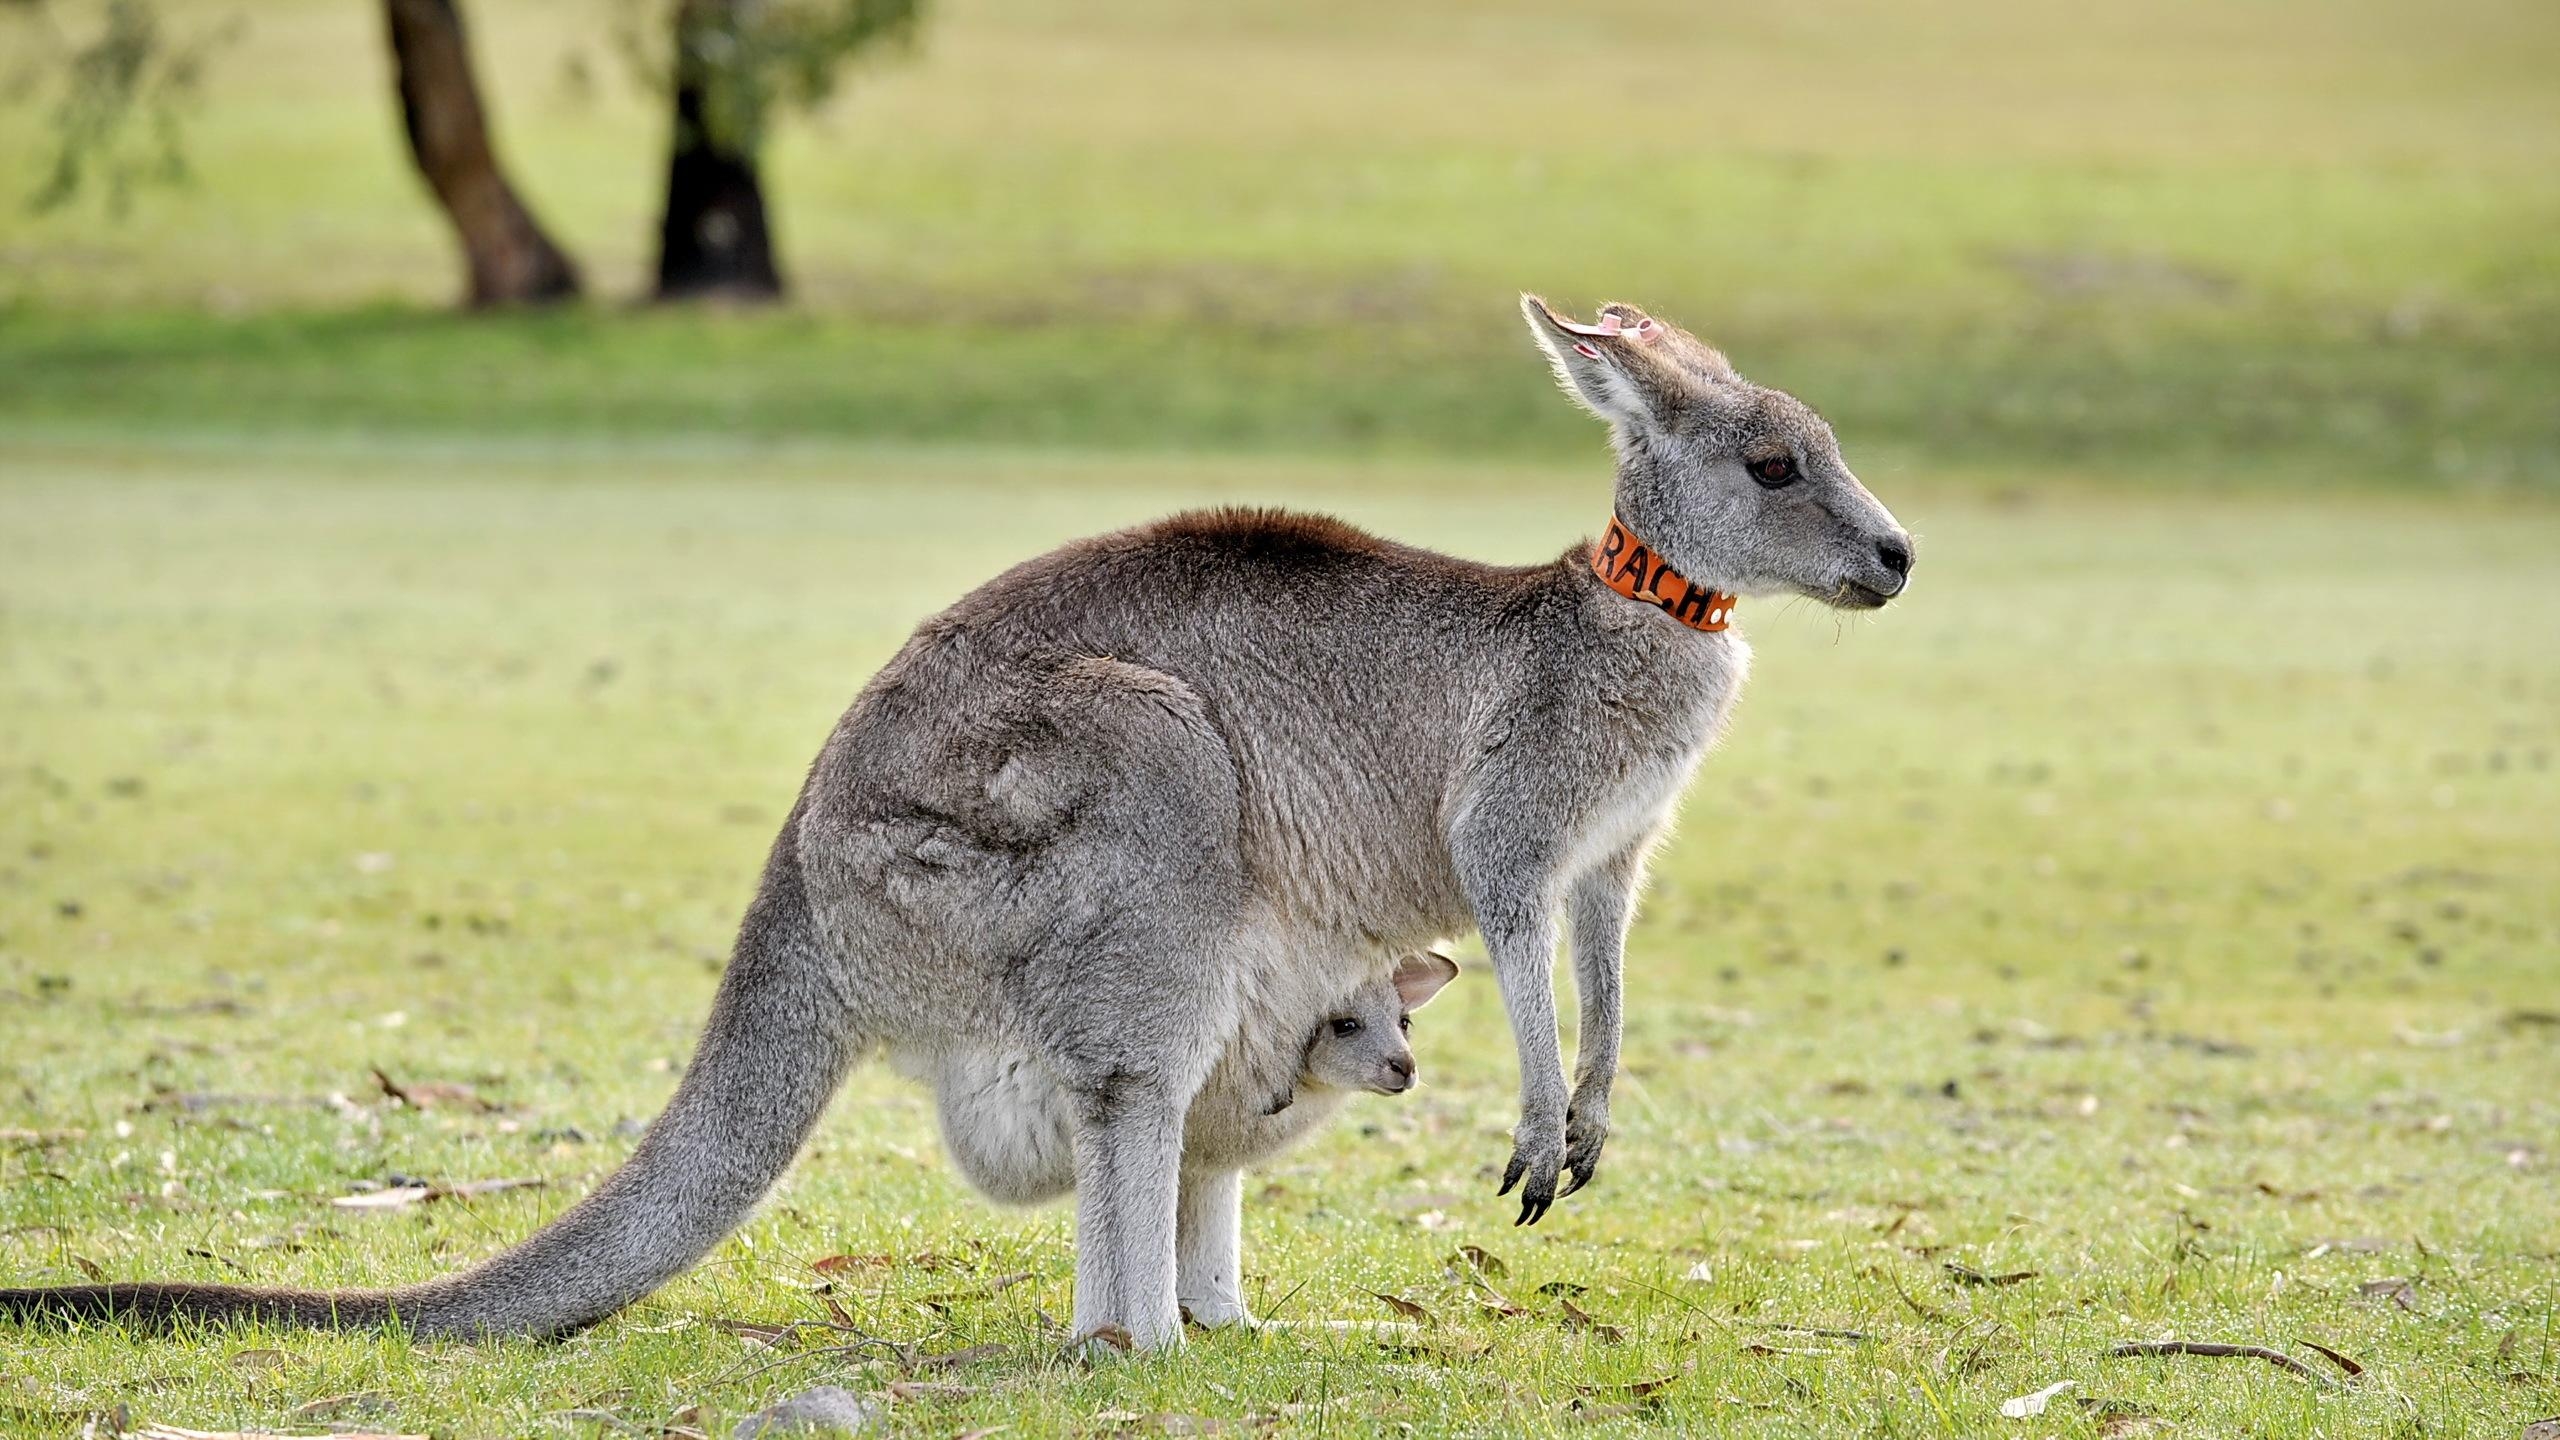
xmin=1391 ymin=950 xmax=1462 ymax=1009
xmin=1519 ymin=293 xmax=1688 ymax=431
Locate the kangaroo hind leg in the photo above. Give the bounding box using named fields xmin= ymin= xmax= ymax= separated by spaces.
xmin=1002 ymin=657 xmax=1246 ymax=1353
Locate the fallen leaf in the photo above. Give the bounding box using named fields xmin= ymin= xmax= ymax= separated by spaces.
xmin=1077 ymin=1324 xmax=1134 ymax=1355
xmin=1947 ymin=1263 xmax=2040 ymax=1287
xmin=1682 ymin=1261 xmax=1714 ymax=1283
xmin=369 ymin=1068 xmax=495 ymax=1113
xmin=1558 ymin=1296 xmax=1624 ymax=1343
xmin=2000 ymin=1380 xmax=2076 ymax=1418
xmin=2520 ymin=1419 xmax=2560 ymax=1440
xmin=729 ymin=1386 xmax=884 ymax=1438
xmin=2297 ymin=1337 xmax=2365 ymax=1380
xmin=1449 ymin=1244 xmax=1508 ymax=1279
xmin=1367 ymin=1291 xmax=1434 ymax=1325
xmin=1537 ymin=1281 xmax=1589 ymax=1297
xmin=226 ymin=1348 xmax=291 ymax=1374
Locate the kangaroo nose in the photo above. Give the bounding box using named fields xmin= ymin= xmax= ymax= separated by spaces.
xmin=1877 ymin=536 xmax=1913 ymax=579
xmin=1385 ymin=1056 xmax=1414 ymax=1087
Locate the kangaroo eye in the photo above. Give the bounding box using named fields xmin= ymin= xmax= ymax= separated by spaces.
xmin=1397 ymin=1015 xmax=1411 ymax=1033
xmin=1330 ymin=1017 xmax=1362 ymax=1037
xmin=1751 ymin=455 xmax=1799 ymax=488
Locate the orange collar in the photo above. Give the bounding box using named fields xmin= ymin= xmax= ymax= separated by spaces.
xmin=1590 ymin=515 xmax=1736 ymax=632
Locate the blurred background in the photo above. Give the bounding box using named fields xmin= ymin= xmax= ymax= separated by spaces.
xmin=2 ymin=3 xmax=2556 ymax=1431
xmin=2 ymin=0 xmax=2553 ymax=478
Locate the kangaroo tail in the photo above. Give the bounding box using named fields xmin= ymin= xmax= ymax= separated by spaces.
xmin=0 ymin=807 xmax=859 ymax=1340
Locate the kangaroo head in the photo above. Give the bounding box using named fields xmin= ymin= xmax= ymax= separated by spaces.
xmin=1521 ymin=295 xmax=1912 ymax=609
xmin=1300 ymin=950 xmax=1460 ymax=1097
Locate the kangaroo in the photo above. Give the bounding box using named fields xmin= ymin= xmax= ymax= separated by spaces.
xmin=0 ymin=296 xmax=1911 ymax=1349
xmin=907 ymin=950 xmax=1458 ymax=1326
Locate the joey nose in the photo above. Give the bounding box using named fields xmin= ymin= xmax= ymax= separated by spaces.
xmin=1382 ymin=1056 xmax=1414 ymax=1091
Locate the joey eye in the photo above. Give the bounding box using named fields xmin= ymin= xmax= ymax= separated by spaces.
xmin=1397 ymin=1015 xmax=1411 ymax=1033
xmin=1750 ymin=455 xmax=1800 ymax=488
xmin=1329 ymin=1017 xmax=1362 ymax=1037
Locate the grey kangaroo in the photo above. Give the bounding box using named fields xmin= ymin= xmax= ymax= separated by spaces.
xmin=905 ymin=950 xmax=1458 ymax=1327
xmin=0 ymin=296 xmax=1910 ymax=1349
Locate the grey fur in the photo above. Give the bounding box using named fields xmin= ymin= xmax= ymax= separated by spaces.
xmin=0 ymin=296 xmax=1908 ymax=1349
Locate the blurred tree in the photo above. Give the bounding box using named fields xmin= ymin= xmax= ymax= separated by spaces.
xmin=12 ymin=0 xmax=238 ymax=217
xmin=385 ymin=0 xmax=582 ymax=306
xmin=648 ymin=0 xmax=923 ymax=301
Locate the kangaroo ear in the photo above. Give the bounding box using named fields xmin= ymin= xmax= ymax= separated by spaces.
xmin=1519 ymin=294 xmax=1692 ymax=431
xmin=1597 ymin=301 xmax=1734 ymax=385
xmin=1391 ymin=950 xmax=1462 ymax=1009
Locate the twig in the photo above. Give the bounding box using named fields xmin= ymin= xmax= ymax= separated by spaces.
xmin=2107 ymin=1340 xmax=2334 ymax=1384
xmin=1885 ymin=1265 xmax=1945 ymax=1322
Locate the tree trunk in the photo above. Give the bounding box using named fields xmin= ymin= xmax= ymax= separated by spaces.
xmin=653 ymin=0 xmax=785 ymax=302
xmin=383 ymin=0 xmax=580 ymax=307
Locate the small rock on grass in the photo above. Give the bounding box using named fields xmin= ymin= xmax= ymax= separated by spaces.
xmin=732 ymin=1387 xmax=885 ymax=1438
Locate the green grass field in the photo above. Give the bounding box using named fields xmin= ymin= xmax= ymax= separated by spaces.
xmin=2 ymin=442 xmax=2556 ymax=1436
xmin=3 ymin=0 xmax=2559 ymax=1432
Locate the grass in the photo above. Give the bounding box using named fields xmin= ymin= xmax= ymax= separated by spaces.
xmin=2 ymin=0 xmax=2558 ymax=484
xmin=1 ymin=0 xmax=2555 ymax=1429
xmin=3 ymin=438 xmax=2556 ymax=1436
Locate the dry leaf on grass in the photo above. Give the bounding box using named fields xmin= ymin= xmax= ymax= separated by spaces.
xmin=369 ymin=1068 xmax=496 ymax=1113
xmin=1447 ymin=1244 xmax=1508 ymax=1279
xmin=1946 ymin=1263 xmax=2040 ymax=1287
xmin=2297 ymin=1337 xmax=2365 ymax=1380
xmin=1559 ymin=1296 xmax=1625 ymax=1343
xmin=2518 ymin=1419 xmax=2560 ymax=1440
xmin=1367 ymin=1291 xmax=1434 ymax=1325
